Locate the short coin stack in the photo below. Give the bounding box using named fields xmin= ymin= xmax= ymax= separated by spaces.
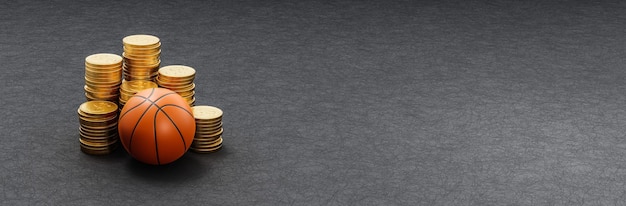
xmin=77 ymin=101 xmax=119 ymax=155
xmin=119 ymin=80 xmax=158 ymax=110
xmin=156 ymin=65 xmax=196 ymax=106
xmin=190 ymin=105 xmax=224 ymax=153
xmin=122 ymin=34 xmax=161 ymax=81
xmin=84 ymin=53 xmax=123 ymax=102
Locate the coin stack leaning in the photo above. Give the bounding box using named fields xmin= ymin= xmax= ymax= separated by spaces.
xmin=84 ymin=53 xmax=123 ymax=102
xmin=122 ymin=34 xmax=161 ymax=81
xmin=77 ymin=101 xmax=119 ymax=155
xmin=190 ymin=105 xmax=224 ymax=153
xmin=119 ymin=80 xmax=158 ymax=110
xmin=156 ymin=65 xmax=196 ymax=106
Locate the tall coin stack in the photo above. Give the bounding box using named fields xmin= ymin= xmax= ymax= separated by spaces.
xmin=190 ymin=105 xmax=224 ymax=153
xmin=119 ymin=80 xmax=158 ymax=110
xmin=122 ymin=34 xmax=161 ymax=81
xmin=156 ymin=65 xmax=196 ymax=106
xmin=84 ymin=53 xmax=123 ymax=102
xmin=78 ymin=101 xmax=119 ymax=155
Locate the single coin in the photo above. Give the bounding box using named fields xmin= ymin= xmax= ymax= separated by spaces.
xmin=192 ymin=105 xmax=222 ymax=120
xmin=192 ymin=142 xmax=223 ymax=149
xmin=193 ymin=136 xmax=222 ymax=145
xmin=190 ymin=143 xmax=223 ymax=153
xmin=85 ymin=53 xmax=123 ymax=66
xmin=121 ymin=80 xmax=158 ymax=92
xmin=158 ymin=65 xmax=196 ymax=78
xmin=195 ymin=128 xmax=223 ymax=137
xmin=123 ymin=34 xmax=160 ymax=47
xmin=79 ymin=101 xmax=118 ymax=115
xmin=193 ymin=134 xmax=221 ymax=142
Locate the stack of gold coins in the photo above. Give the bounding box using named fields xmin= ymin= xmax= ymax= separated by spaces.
xmin=84 ymin=53 xmax=123 ymax=102
xmin=122 ymin=34 xmax=161 ymax=81
xmin=156 ymin=65 xmax=196 ymax=106
xmin=77 ymin=101 xmax=119 ymax=155
xmin=119 ymin=80 xmax=158 ymax=110
xmin=190 ymin=105 xmax=224 ymax=153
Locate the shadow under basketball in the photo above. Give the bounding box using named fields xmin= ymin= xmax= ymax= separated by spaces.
xmin=126 ymin=152 xmax=207 ymax=183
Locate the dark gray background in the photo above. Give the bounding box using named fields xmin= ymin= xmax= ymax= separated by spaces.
xmin=2 ymin=0 xmax=626 ymax=205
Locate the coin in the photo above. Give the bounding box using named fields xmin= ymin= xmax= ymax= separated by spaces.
xmin=79 ymin=101 xmax=118 ymax=115
xmin=191 ymin=137 xmax=223 ymax=149
xmin=123 ymin=34 xmax=160 ymax=48
xmin=85 ymin=53 xmax=123 ymax=67
xmin=158 ymin=65 xmax=196 ymax=78
xmin=192 ymin=106 xmax=223 ymax=120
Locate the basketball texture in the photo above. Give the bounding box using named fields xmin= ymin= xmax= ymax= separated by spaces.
xmin=118 ymin=88 xmax=195 ymax=165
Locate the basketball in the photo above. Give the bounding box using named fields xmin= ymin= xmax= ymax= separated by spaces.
xmin=118 ymin=88 xmax=196 ymax=165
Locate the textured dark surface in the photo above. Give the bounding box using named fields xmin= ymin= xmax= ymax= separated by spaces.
xmin=3 ymin=0 xmax=626 ymax=205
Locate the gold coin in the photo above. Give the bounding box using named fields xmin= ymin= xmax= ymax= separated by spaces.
xmin=78 ymin=114 xmax=118 ymax=123
xmin=195 ymin=127 xmax=223 ymax=137
xmin=77 ymin=107 xmax=117 ymax=118
xmin=196 ymin=120 xmax=222 ymax=128
xmin=80 ymin=122 xmax=118 ymax=131
xmin=157 ymin=74 xmax=195 ymax=82
xmin=192 ymin=138 xmax=223 ymax=149
xmin=85 ymin=53 xmax=123 ymax=67
xmin=121 ymin=80 xmax=158 ymax=92
xmin=84 ymin=95 xmax=117 ymax=103
xmin=158 ymin=65 xmax=196 ymax=78
xmin=84 ymin=85 xmax=119 ymax=95
xmin=123 ymin=51 xmax=160 ymax=59
xmin=123 ymin=45 xmax=161 ymax=54
xmin=123 ymin=59 xmax=160 ymax=66
xmin=190 ymin=142 xmax=223 ymax=153
xmin=196 ymin=123 xmax=222 ymax=132
xmin=193 ymin=134 xmax=221 ymax=142
xmin=123 ymin=34 xmax=160 ymax=47
xmin=158 ymin=81 xmax=194 ymax=90
xmin=79 ymin=132 xmax=118 ymax=142
xmin=79 ymin=137 xmax=118 ymax=147
xmin=79 ymin=123 xmax=117 ymax=133
xmin=79 ymin=127 xmax=117 ymax=138
xmin=80 ymin=146 xmax=116 ymax=155
xmin=79 ymin=101 xmax=118 ymax=115
xmin=196 ymin=118 xmax=222 ymax=126
xmin=84 ymin=92 xmax=119 ymax=100
xmin=85 ymin=63 xmax=122 ymax=69
xmin=192 ymin=105 xmax=222 ymax=120
xmin=80 ymin=141 xmax=119 ymax=153
xmin=193 ymin=136 xmax=222 ymax=145
xmin=123 ymin=60 xmax=160 ymax=69
xmin=156 ymin=80 xmax=194 ymax=89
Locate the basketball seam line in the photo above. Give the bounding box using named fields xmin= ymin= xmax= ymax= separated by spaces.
xmin=128 ymin=92 xmax=177 ymax=154
xmin=125 ymin=88 xmax=156 ymax=153
xmin=126 ymin=89 xmax=176 ymax=153
xmin=151 ymin=104 xmax=189 ymax=165
xmin=157 ymin=104 xmax=192 ymax=151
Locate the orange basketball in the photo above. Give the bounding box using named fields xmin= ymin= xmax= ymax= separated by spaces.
xmin=118 ymin=88 xmax=195 ymax=165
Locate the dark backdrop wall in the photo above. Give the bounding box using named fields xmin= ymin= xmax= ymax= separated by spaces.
xmin=2 ymin=0 xmax=626 ymax=205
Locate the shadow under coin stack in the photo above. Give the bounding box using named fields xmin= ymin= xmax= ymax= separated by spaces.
xmin=122 ymin=34 xmax=161 ymax=81
xmin=84 ymin=53 xmax=123 ymax=102
xmin=77 ymin=101 xmax=119 ymax=155
xmin=156 ymin=65 xmax=196 ymax=106
xmin=190 ymin=105 xmax=224 ymax=153
xmin=119 ymin=80 xmax=158 ymax=110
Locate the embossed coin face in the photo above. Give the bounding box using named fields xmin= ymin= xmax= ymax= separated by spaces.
xmin=192 ymin=105 xmax=223 ymax=120
xmin=159 ymin=65 xmax=196 ymax=78
xmin=79 ymin=101 xmax=118 ymax=115
xmin=122 ymin=34 xmax=160 ymax=47
xmin=85 ymin=53 xmax=123 ymax=66
xmin=122 ymin=80 xmax=158 ymax=92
